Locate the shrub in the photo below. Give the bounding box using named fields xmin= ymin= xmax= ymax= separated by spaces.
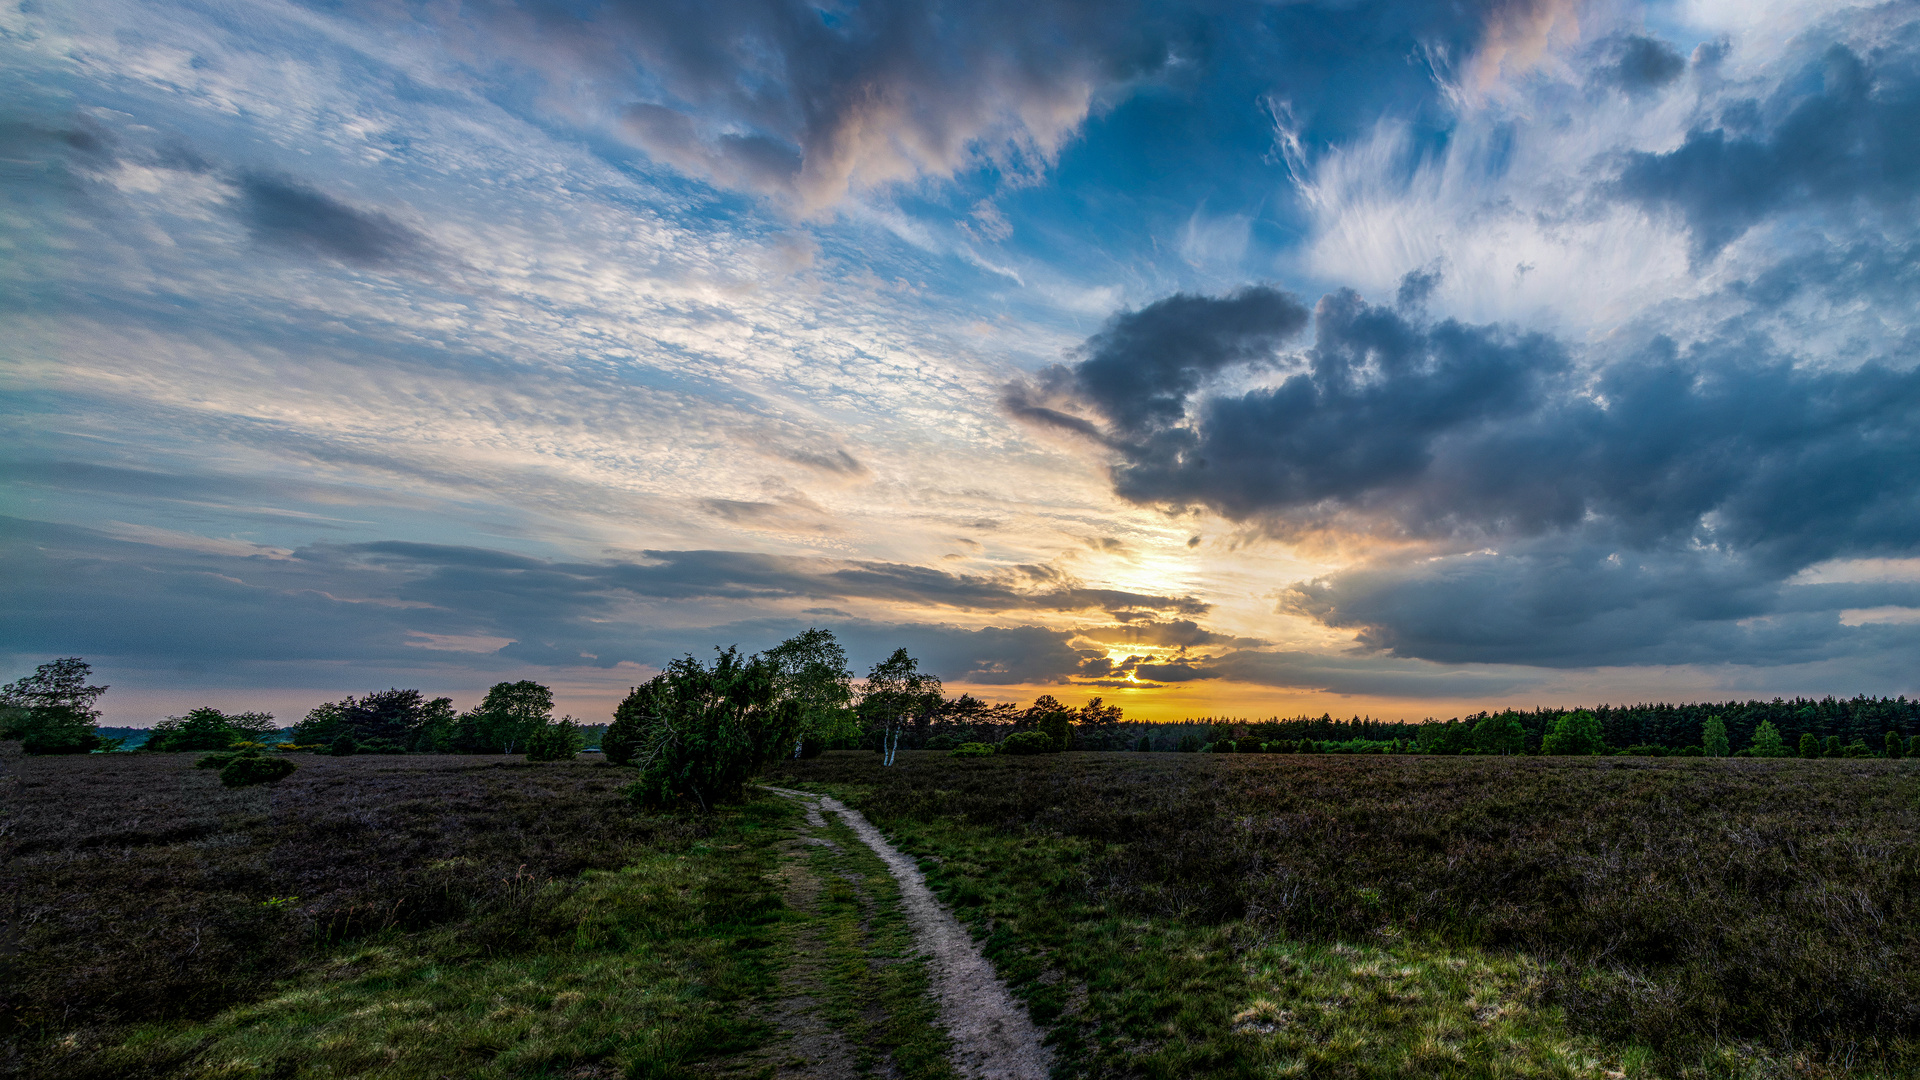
xmin=524 ymin=719 xmax=583 ymax=761
xmin=329 ymin=734 xmax=358 ymax=756
xmin=1888 ymin=731 xmax=1906 ymax=759
xmin=1844 ymin=739 xmax=1871 ymax=758
xmin=1824 ymin=735 xmax=1844 ymax=758
xmin=1174 ymin=734 xmax=1202 ymax=753
xmin=949 ymin=742 xmax=994 ymax=758
xmin=1678 ymin=745 xmax=1704 ymax=757
xmin=1135 ymin=735 xmax=1153 ymax=752
xmin=611 ymin=647 xmax=802 ymax=810
xmin=1800 ymin=732 xmax=1821 ymax=758
xmin=219 ymin=753 xmax=298 ymax=787
xmin=1001 ymin=731 xmax=1056 ymax=756
xmin=797 ymin=735 xmax=825 ymax=759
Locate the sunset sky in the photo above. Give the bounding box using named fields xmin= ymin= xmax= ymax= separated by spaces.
xmin=5 ymin=0 xmax=1919 ymax=726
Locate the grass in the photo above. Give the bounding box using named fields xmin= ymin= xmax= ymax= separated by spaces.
xmin=767 ymin=750 xmax=1920 ymax=1078
xmin=1 ymin=750 xmax=794 ymax=1078
xmin=15 ymin=746 xmax=1920 ymax=1078
xmin=80 ymin=803 xmax=791 ymax=1079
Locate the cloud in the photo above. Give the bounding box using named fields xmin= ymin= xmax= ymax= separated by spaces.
xmin=1592 ymin=33 xmax=1687 ymax=95
xmin=1018 ymin=286 xmax=1563 ymax=523
xmin=1613 ymin=45 xmax=1920 ymax=258
xmin=1027 ymin=267 xmax=1920 ymax=667
xmin=461 ymin=0 xmax=1189 ymax=212
xmin=233 ymin=173 xmax=430 ymax=267
xmin=1006 ymin=285 xmax=1310 ymax=440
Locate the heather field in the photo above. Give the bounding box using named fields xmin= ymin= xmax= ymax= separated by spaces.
xmin=7 ymin=747 xmax=1920 ymax=1078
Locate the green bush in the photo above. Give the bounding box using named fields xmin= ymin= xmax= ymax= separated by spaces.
xmin=329 ymin=734 xmax=358 ymax=756
xmin=1135 ymin=735 xmax=1153 ymax=752
xmin=1174 ymin=734 xmax=1202 ymax=753
xmin=1678 ymin=745 xmax=1704 ymax=757
xmin=1000 ymin=731 xmax=1056 ymax=756
xmin=1824 ymin=735 xmax=1844 ymax=758
xmin=524 ymin=719 xmax=582 ymax=762
xmin=219 ymin=753 xmax=298 ymax=787
xmin=949 ymin=742 xmax=994 ymax=758
xmin=1800 ymin=732 xmax=1821 ymax=758
xmin=1887 ymin=731 xmax=1906 ymax=759
xmin=611 ymin=647 xmax=802 ymax=810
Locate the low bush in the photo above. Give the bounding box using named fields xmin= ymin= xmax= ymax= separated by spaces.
xmin=948 ymin=742 xmax=994 ymax=758
xmin=999 ymin=731 xmax=1055 ymax=756
xmin=218 ymin=753 xmax=297 ymax=787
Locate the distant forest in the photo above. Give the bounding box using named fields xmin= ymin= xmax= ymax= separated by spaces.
xmin=1153 ymin=696 xmax=1920 ymax=755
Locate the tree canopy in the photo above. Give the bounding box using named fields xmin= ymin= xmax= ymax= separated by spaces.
xmin=1 ymin=658 xmax=111 ymax=754
xmin=607 ymin=647 xmax=802 ymax=810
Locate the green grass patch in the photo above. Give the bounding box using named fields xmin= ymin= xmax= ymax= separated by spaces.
xmin=800 ymin=807 xmax=956 ymax=1078
xmin=59 ymin=799 xmax=798 ymax=1080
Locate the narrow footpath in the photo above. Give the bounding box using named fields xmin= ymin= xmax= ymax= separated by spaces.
xmin=755 ymin=786 xmax=1052 ymax=1080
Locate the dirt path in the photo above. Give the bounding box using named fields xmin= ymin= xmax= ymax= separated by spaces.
xmin=763 ymin=786 xmax=1051 ymax=1080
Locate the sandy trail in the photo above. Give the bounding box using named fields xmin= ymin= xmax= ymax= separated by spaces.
xmin=762 ymin=786 xmax=1051 ymax=1080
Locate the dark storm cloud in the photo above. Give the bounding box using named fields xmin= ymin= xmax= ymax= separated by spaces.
xmin=457 ymin=0 xmax=1191 ymax=208
xmin=1283 ymin=540 xmax=1920 ymax=669
xmin=1028 ymin=277 xmax=1920 ymax=668
xmin=1014 ymin=286 xmax=1563 ymax=521
xmin=234 ymin=173 xmax=429 ymax=266
xmin=1593 ymin=34 xmax=1686 ymax=95
xmin=1004 ymin=285 xmax=1309 ymax=441
xmin=1614 ymin=45 xmax=1920 ymax=257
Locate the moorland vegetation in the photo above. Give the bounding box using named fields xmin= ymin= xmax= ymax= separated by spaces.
xmin=7 ymin=636 xmax=1920 ymax=1078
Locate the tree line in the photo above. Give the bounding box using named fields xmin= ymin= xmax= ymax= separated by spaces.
xmin=7 ymin=651 xmax=1919 ymax=774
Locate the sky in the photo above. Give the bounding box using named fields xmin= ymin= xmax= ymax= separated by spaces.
xmin=5 ymin=0 xmax=1920 ymax=727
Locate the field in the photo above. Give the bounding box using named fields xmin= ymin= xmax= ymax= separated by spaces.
xmin=5 ymin=746 xmax=1919 ymax=1078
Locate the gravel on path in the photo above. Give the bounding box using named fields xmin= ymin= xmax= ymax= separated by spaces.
xmin=762 ymin=786 xmax=1052 ymax=1080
